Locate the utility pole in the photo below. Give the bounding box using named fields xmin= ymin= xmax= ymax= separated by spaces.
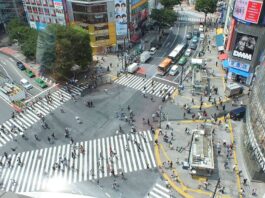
xmin=212 ymin=178 xmax=221 ymax=198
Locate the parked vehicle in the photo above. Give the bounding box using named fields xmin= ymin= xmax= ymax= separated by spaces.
xmin=35 ymin=78 xmax=47 ymax=88
xmin=178 ymin=56 xmax=187 ymax=66
xmin=127 ymin=63 xmax=139 ymax=73
xmin=192 ymin=36 xmax=198 ymax=43
xmin=25 ymin=69 xmax=35 ymax=78
xmin=190 ymin=43 xmax=197 ymax=50
xmin=199 ymin=33 xmax=205 ymax=41
xmin=140 ymin=51 xmax=151 ymax=63
xmin=149 ymin=47 xmax=157 ymax=55
xmin=184 ymin=48 xmax=192 ymax=57
xmin=17 ymin=61 xmax=25 ymax=70
xmin=230 ymin=107 xmax=246 ymax=120
xmin=193 ymin=30 xmax=200 ymax=37
xmin=169 ymin=65 xmax=179 ymax=76
xmin=199 ymin=25 xmax=204 ymax=32
xmin=186 ymin=32 xmax=192 ymax=40
xmin=20 ymin=78 xmax=33 ymax=90
xmin=225 ymin=83 xmax=243 ymax=97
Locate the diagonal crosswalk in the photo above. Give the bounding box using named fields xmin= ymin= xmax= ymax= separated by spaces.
xmin=147 ymin=182 xmax=171 ymax=198
xmin=0 ymin=131 xmax=156 ymax=193
xmin=0 ymin=85 xmax=86 ymax=148
xmin=115 ymin=74 xmax=176 ymax=98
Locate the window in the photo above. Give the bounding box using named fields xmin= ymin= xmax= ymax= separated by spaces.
xmin=95 ymin=35 xmax=109 ymax=41
xmin=44 ymin=8 xmax=49 ymax=15
xmin=38 ymin=7 xmax=43 ymax=14
xmin=30 ymin=15 xmax=34 ymax=21
xmin=49 ymin=0 xmax=54 ymax=6
xmin=36 ymin=0 xmax=41 ymax=5
xmin=27 ymin=6 xmax=32 ymax=13
xmin=36 ymin=16 xmax=40 ymax=22
xmin=43 ymin=0 xmax=47 ymax=6
xmin=33 ymin=7 xmax=38 ymax=13
xmin=94 ymin=24 xmax=108 ymax=31
xmin=31 ymin=0 xmax=36 ymax=4
xmin=25 ymin=0 xmax=30 ymax=4
xmin=91 ymin=5 xmax=107 ymax=12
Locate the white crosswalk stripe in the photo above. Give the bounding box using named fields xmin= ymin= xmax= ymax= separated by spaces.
xmin=114 ymin=74 xmax=176 ymax=98
xmin=0 ymin=131 xmax=156 ymax=193
xmin=147 ymin=183 xmax=171 ymax=198
xmin=0 ymin=88 xmax=76 ymax=148
xmin=62 ymin=84 xmax=90 ymax=96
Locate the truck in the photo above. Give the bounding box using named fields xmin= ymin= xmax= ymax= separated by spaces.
xmin=140 ymin=51 xmax=151 ymax=63
xmin=225 ymin=83 xmax=243 ymax=97
xmin=127 ymin=63 xmax=139 ymax=73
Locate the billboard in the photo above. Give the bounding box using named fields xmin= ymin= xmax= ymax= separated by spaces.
xmin=115 ymin=0 xmax=127 ymax=36
xmin=54 ymin=0 xmax=65 ymax=18
xmin=233 ymin=0 xmax=263 ymax=24
xmin=228 ymin=59 xmax=250 ymax=72
xmin=232 ymin=33 xmax=257 ymax=61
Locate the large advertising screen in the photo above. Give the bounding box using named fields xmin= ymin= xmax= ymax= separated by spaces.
xmin=232 ymin=33 xmax=257 ymax=61
xmin=233 ymin=0 xmax=263 ymax=24
xmin=115 ymin=0 xmax=127 ymax=36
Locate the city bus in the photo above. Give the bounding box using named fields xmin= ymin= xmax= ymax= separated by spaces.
xmin=168 ymin=43 xmax=187 ymax=62
xmin=157 ymin=58 xmax=172 ymax=76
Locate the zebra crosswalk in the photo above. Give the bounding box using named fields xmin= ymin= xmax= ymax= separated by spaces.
xmin=147 ymin=182 xmax=172 ymax=198
xmin=0 ymin=86 xmax=83 ymax=148
xmin=0 ymin=131 xmax=156 ymax=192
xmin=114 ymin=74 xmax=176 ymax=98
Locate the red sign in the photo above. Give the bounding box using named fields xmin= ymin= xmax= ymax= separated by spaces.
xmin=245 ymin=0 xmax=263 ymax=23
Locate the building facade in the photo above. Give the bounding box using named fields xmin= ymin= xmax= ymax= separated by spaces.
xmin=0 ymin=0 xmax=26 ymax=33
xmin=22 ymin=0 xmax=68 ymax=30
xmin=223 ymin=0 xmax=265 ymax=85
xmin=66 ymin=0 xmax=117 ymax=53
xmin=244 ymin=62 xmax=265 ymax=182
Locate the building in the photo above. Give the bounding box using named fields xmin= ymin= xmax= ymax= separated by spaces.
xmin=66 ymin=0 xmax=117 ymax=53
xmin=221 ymin=0 xmax=265 ymax=85
xmin=0 ymin=0 xmax=26 ymax=33
xmin=22 ymin=0 xmax=68 ymax=30
xmin=244 ymin=62 xmax=265 ymax=182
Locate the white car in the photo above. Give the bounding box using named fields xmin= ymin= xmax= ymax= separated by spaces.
xmin=150 ymin=47 xmax=157 ymax=55
xmin=20 ymin=78 xmax=33 ymax=90
xmin=199 ymin=25 xmax=204 ymax=32
xmin=169 ymin=65 xmax=179 ymax=76
xmin=185 ymin=49 xmax=192 ymax=57
xmin=200 ymin=33 xmax=205 ymax=41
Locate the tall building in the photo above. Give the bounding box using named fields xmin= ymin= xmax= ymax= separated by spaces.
xmin=66 ymin=0 xmax=117 ymax=53
xmin=0 ymin=0 xmax=26 ymax=33
xmin=244 ymin=62 xmax=265 ymax=182
xmin=22 ymin=0 xmax=68 ymax=30
xmin=222 ymin=0 xmax=265 ymax=85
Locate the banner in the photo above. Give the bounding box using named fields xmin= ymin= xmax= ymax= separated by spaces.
xmin=232 ymin=33 xmax=257 ymax=61
xmin=228 ymin=59 xmax=250 ymax=72
xmin=115 ymin=0 xmax=127 ymax=36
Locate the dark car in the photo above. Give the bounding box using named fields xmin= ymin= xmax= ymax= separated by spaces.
xmin=193 ymin=29 xmax=200 ymax=37
xmin=230 ymin=107 xmax=246 ymax=121
xmin=17 ymin=61 xmax=25 ymax=70
xmin=186 ymin=32 xmax=192 ymax=40
xmin=190 ymin=43 xmax=197 ymax=50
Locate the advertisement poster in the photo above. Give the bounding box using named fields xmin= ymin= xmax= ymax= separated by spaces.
xmin=115 ymin=0 xmax=127 ymax=36
xmin=54 ymin=0 xmax=65 ymax=18
xmin=245 ymin=0 xmax=263 ymax=23
xmin=233 ymin=0 xmax=248 ymax=20
xmin=232 ymin=33 xmax=257 ymax=61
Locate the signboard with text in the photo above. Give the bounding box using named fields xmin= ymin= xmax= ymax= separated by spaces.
xmin=114 ymin=0 xmax=127 ymax=36
xmin=54 ymin=0 xmax=66 ymax=25
xmin=228 ymin=59 xmax=250 ymax=72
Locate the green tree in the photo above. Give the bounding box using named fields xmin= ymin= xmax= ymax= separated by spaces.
xmin=151 ymin=9 xmax=177 ymax=28
xmin=160 ymin=0 xmax=181 ymax=9
xmin=195 ymin=0 xmax=217 ymax=23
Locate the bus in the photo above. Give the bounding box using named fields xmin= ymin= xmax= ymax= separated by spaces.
xmin=157 ymin=58 xmax=172 ymax=76
xmin=168 ymin=43 xmax=187 ymax=62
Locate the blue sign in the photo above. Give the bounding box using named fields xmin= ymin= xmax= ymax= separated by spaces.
xmin=36 ymin=22 xmax=47 ymax=30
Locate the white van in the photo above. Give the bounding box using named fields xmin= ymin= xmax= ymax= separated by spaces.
xmin=127 ymin=63 xmax=139 ymax=73
xmin=169 ymin=65 xmax=179 ymax=76
xmin=150 ymin=47 xmax=157 ymax=55
xmin=20 ymin=78 xmax=33 ymax=90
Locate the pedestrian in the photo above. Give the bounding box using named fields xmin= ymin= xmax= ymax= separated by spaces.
xmin=48 ymin=136 xmax=51 ymax=143
xmin=51 ymin=133 xmax=55 ymax=139
xmin=222 ymin=105 xmax=226 ymax=111
xmin=183 ymin=112 xmax=186 ymax=118
xmin=147 ymin=119 xmax=150 ymax=126
xmin=252 ymin=188 xmax=257 ymax=196
xmin=216 ymin=61 xmax=218 ymax=67
xmin=34 ymin=134 xmax=39 ymax=141
xmin=243 ymin=178 xmax=247 ymax=185
xmin=70 ymin=137 xmax=74 ymax=144
xmin=191 ymin=98 xmax=195 ymax=105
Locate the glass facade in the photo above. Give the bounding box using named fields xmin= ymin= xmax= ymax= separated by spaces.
xmin=244 ymin=64 xmax=265 ymax=182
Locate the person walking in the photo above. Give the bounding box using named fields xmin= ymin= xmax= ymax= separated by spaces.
xmin=48 ymin=136 xmax=51 ymax=144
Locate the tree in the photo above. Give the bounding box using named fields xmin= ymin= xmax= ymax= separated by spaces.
xmin=160 ymin=0 xmax=181 ymax=9
xmin=195 ymin=0 xmax=217 ymax=24
xmin=151 ymin=9 xmax=177 ymax=28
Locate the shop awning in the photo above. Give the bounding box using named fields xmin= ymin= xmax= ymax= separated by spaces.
xmin=216 ymin=28 xmax=223 ymax=35
xmin=218 ymin=53 xmax=228 ymax=60
xmin=215 ymin=34 xmax=224 ymax=47
xmin=229 ymin=67 xmax=250 ymax=78
xmin=222 ymin=60 xmax=229 ymax=69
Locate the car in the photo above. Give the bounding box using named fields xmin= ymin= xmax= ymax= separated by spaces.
xmin=186 ymin=32 xmax=192 ymax=40
xmin=199 ymin=25 xmax=204 ymax=32
xmin=149 ymin=47 xmax=157 ymax=55
xmin=169 ymin=65 xmax=179 ymax=76
xmin=190 ymin=43 xmax=197 ymax=50
xmin=192 ymin=36 xmax=198 ymax=43
xmin=20 ymin=78 xmax=33 ymax=90
xmin=184 ymin=48 xmax=192 ymax=57
xmin=230 ymin=107 xmax=246 ymax=121
xmin=35 ymin=78 xmax=47 ymax=88
xmin=24 ymin=69 xmax=35 ymax=78
xmin=199 ymin=33 xmax=205 ymax=41
xmin=178 ymin=57 xmax=187 ymax=66
xmin=193 ymin=29 xmax=200 ymax=37
xmin=17 ymin=61 xmax=25 ymax=70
